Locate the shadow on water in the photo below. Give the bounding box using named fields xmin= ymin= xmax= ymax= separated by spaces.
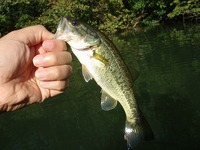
xmin=0 ymin=23 xmax=200 ymax=150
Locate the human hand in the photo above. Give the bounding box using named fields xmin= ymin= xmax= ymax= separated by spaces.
xmin=0 ymin=25 xmax=72 ymax=111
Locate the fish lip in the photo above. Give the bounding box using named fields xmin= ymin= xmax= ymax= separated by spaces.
xmin=54 ymin=17 xmax=72 ymax=41
xmin=55 ymin=17 xmax=101 ymax=50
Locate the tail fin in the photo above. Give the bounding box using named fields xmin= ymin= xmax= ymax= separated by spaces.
xmin=124 ymin=114 xmax=154 ymax=149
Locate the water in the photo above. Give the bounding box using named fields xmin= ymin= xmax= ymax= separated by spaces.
xmin=0 ymin=23 xmax=200 ymax=150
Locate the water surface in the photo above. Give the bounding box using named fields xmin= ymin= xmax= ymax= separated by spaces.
xmin=0 ymin=23 xmax=199 ymax=150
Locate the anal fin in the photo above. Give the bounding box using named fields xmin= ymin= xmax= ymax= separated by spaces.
xmin=101 ymin=90 xmax=117 ymax=111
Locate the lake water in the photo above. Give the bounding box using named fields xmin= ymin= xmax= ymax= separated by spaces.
xmin=0 ymin=23 xmax=200 ymax=150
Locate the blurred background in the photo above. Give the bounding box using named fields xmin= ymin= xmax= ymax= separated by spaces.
xmin=0 ymin=0 xmax=200 ymax=150
xmin=0 ymin=0 xmax=200 ymax=34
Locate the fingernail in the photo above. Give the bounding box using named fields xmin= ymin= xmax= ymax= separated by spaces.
xmin=33 ymin=55 xmax=45 ymax=66
xmin=36 ymin=69 xmax=46 ymax=80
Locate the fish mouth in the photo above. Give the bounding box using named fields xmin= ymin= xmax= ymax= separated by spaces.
xmin=55 ymin=17 xmax=101 ymax=50
xmin=54 ymin=17 xmax=72 ymax=41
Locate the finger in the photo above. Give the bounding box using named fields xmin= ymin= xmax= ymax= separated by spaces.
xmin=35 ymin=65 xmax=72 ymax=81
xmin=2 ymin=25 xmax=53 ymax=46
xmin=33 ymin=51 xmax=72 ymax=67
xmin=42 ymin=39 xmax=67 ymax=52
xmin=39 ymin=80 xmax=69 ymax=91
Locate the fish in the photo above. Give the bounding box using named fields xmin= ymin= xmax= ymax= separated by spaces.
xmin=55 ymin=17 xmax=154 ymax=149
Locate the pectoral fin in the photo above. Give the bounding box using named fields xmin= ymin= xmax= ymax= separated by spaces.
xmin=92 ymin=52 xmax=109 ymax=65
xmin=101 ymin=90 xmax=117 ymax=111
xmin=82 ymin=64 xmax=93 ymax=82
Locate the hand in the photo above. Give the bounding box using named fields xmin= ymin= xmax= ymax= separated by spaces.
xmin=0 ymin=25 xmax=72 ymax=111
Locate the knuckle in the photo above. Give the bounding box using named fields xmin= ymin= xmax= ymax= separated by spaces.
xmin=55 ymin=81 xmax=66 ymax=91
xmin=34 ymin=25 xmax=46 ymax=30
xmin=62 ymin=65 xmax=73 ymax=78
xmin=67 ymin=65 xmax=73 ymax=76
xmin=67 ymin=52 xmax=73 ymax=63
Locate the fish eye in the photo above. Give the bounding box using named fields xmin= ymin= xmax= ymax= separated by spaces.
xmin=71 ymin=19 xmax=79 ymax=26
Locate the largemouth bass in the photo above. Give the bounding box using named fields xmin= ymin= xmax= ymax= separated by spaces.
xmin=55 ymin=17 xmax=154 ymax=149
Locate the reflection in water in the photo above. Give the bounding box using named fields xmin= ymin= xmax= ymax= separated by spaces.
xmin=0 ymin=23 xmax=200 ymax=150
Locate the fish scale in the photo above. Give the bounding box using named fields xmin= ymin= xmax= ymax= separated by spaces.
xmin=55 ymin=17 xmax=154 ymax=149
xmin=95 ymin=32 xmax=139 ymax=120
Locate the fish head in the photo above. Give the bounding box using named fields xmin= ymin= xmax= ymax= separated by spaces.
xmin=55 ymin=17 xmax=101 ymax=50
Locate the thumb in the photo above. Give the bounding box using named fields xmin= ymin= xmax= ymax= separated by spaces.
xmin=1 ymin=25 xmax=54 ymax=46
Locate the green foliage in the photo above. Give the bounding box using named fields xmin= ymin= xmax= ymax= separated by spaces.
xmin=167 ymin=0 xmax=200 ymax=21
xmin=0 ymin=0 xmax=200 ymax=35
xmin=0 ymin=0 xmax=50 ymax=34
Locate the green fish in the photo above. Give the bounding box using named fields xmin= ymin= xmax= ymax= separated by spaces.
xmin=55 ymin=17 xmax=154 ymax=149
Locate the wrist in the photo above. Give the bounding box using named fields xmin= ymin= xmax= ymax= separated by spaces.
xmin=0 ymin=83 xmax=29 ymax=111
xmin=0 ymin=86 xmax=15 ymax=111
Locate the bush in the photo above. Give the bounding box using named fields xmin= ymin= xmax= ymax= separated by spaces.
xmin=0 ymin=0 xmax=200 ymax=35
